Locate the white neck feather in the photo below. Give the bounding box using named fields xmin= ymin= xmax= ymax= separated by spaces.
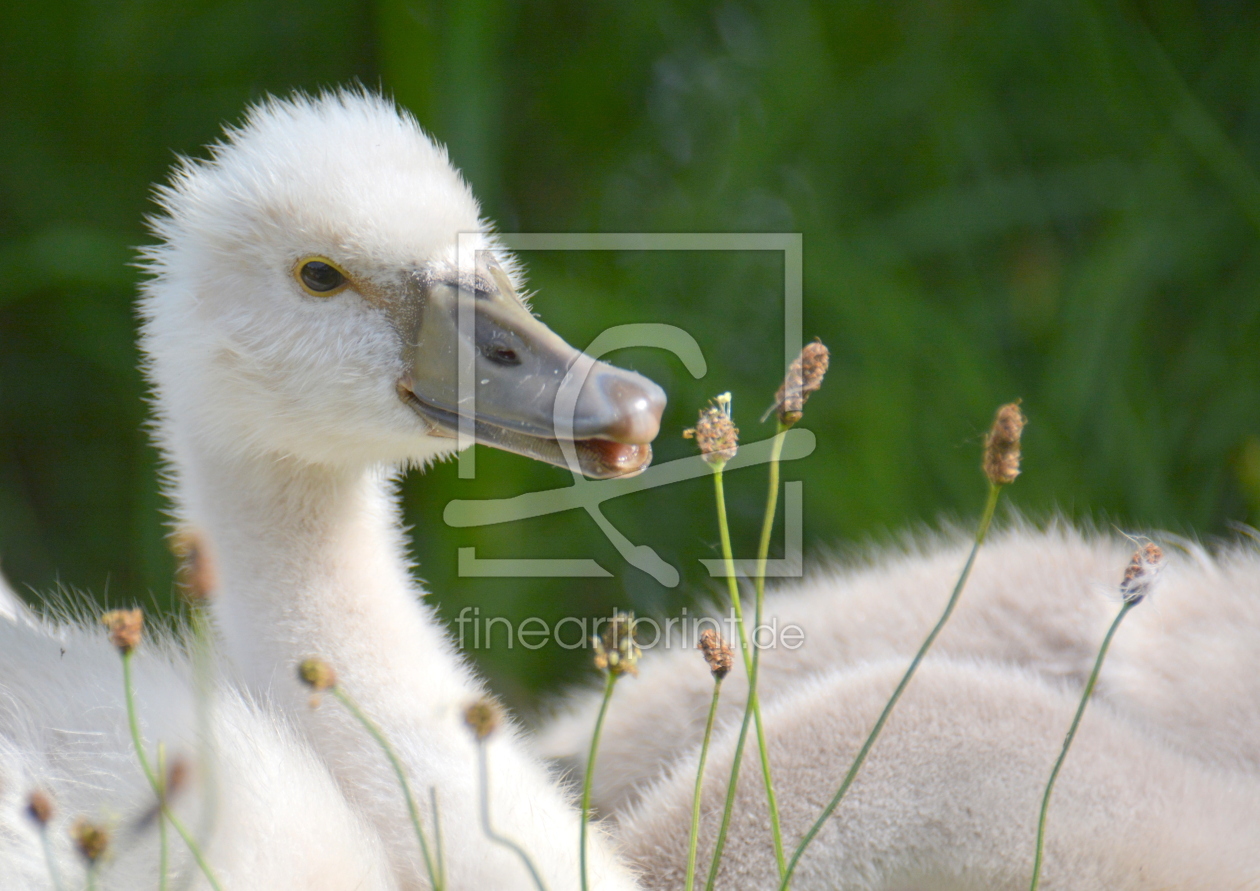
xmin=172 ymin=433 xmax=635 ymax=889
xmin=185 ymin=444 xmax=467 ymax=708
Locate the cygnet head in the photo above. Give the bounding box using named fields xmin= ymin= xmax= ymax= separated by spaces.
xmin=139 ymin=91 xmax=664 ymax=478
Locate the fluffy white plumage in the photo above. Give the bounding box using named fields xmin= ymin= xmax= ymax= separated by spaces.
xmin=0 ymin=622 xmax=396 ymax=889
xmin=543 ymin=524 xmax=1260 ymax=887
xmin=1 ymin=91 xmax=640 ymax=891
xmin=0 ymin=565 xmax=22 ymax=622
xmin=620 ymin=657 xmax=1260 ymax=889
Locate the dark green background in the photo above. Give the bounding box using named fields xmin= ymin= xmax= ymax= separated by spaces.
xmin=3 ymin=0 xmax=1258 ymax=707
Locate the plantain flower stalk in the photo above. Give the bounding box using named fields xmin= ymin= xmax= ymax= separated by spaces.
xmin=106 ymin=609 xmax=222 ymax=891
xmin=70 ymin=817 xmax=109 ymax=891
xmin=580 ymin=612 xmax=638 ymax=891
xmin=464 ymin=698 xmax=547 ymax=891
xmin=708 ymin=340 xmax=832 ymax=888
xmin=685 ymin=630 xmax=733 ymax=891
xmin=780 ymin=401 xmax=1023 ymax=889
xmin=686 ymin=390 xmax=787 ymax=888
xmin=298 ymin=657 xmax=445 ymax=891
xmin=170 ymin=529 xmax=221 ymax=857
xmin=27 ymin=790 xmax=64 ymax=891
xmin=1028 ymin=542 xmax=1162 ymax=891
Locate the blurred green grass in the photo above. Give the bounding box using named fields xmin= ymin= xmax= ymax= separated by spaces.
xmin=2 ymin=0 xmax=1258 ymax=706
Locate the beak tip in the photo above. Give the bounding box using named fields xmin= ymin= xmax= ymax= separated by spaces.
xmin=601 ymin=376 xmax=666 ymax=444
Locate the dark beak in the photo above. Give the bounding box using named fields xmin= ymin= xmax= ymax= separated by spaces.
xmin=396 ymin=258 xmax=665 ymax=479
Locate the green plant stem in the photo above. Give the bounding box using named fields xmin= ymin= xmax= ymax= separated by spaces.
xmin=476 ymin=741 xmax=548 ymax=890
xmin=38 ymin=828 xmax=64 ymax=891
xmin=753 ymin=424 xmax=788 ymax=596
xmin=705 ymin=467 xmax=749 ymax=891
xmin=1029 ymin=599 xmax=1136 ymax=891
xmin=580 ymin=671 xmax=618 ymax=891
xmin=84 ymin=866 xmax=97 ymax=891
xmin=330 ymin=686 xmax=443 ymax=891
xmin=779 ymin=482 xmax=1003 ymax=889
xmin=704 ymin=459 xmax=785 ymax=889
xmin=121 ymin=651 xmax=223 ymax=891
xmin=751 ymin=425 xmax=789 ymax=877
xmin=430 ymin=787 xmax=445 ymax=890
xmin=156 ymin=742 xmax=169 ymax=891
xmin=703 ymin=687 xmax=755 ymax=891
xmin=684 ymin=678 xmax=723 ymax=891
xmin=187 ymin=604 xmax=219 ymax=846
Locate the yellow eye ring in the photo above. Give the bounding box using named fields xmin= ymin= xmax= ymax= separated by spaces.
xmin=294 ymin=256 xmax=351 ymax=297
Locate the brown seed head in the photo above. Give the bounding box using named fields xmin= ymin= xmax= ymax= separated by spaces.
xmin=70 ymin=818 xmax=109 ymax=865
xmin=982 ymin=401 xmax=1026 ymax=486
xmin=134 ymin=755 xmax=193 ymax=828
xmin=170 ymin=528 xmax=217 ymax=603
xmin=684 ymin=393 xmax=738 ymax=466
xmin=464 ymin=698 xmax=502 ymax=742
xmin=593 ymin=611 xmax=641 ymax=677
xmin=100 ymin=609 xmax=144 ymax=654
xmin=166 ymin=756 xmax=190 ymax=799
xmin=697 ymin=629 xmax=733 ymax=680
xmin=1120 ymin=542 xmax=1163 ymax=605
xmin=26 ymin=790 xmax=54 ymax=827
xmin=769 ymin=339 xmax=830 ymax=426
xmin=297 ymin=657 xmax=337 ymax=691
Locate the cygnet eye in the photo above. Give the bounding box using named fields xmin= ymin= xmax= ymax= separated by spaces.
xmin=482 ymin=343 xmax=521 ymax=366
xmin=295 ymin=257 xmax=349 ymax=296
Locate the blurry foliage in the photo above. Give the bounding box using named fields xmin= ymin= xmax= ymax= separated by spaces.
xmin=2 ymin=0 xmax=1258 ymax=705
